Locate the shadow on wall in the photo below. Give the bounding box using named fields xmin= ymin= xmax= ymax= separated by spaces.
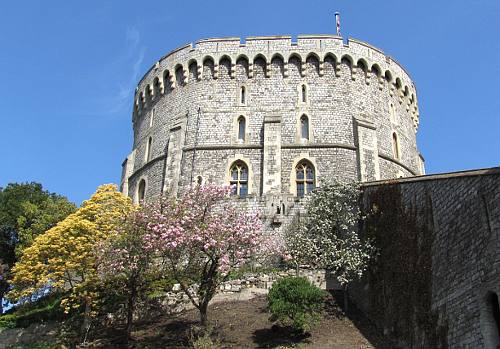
xmin=480 ymin=291 xmax=500 ymax=348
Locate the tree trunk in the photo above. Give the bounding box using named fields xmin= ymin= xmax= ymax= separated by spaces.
xmin=81 ymin=298 xmax=91 ymax=343
xmin=200 ymin=300 xmax=208 ymax=327
xmin=126 ymin=287 xmax=136 ymax=343
xmin=343 ymin=284 xmax=349 ymax=314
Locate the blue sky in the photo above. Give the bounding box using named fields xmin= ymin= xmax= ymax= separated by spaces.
xmin=1 ymin=1 xmax=499 ymax=205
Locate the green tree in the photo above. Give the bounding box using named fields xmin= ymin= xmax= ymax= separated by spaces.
xmin=0 ymin=182 xmax=76 ymax=313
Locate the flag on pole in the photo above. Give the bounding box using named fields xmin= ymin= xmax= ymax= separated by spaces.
xmin=335 ymin=12 xmax=341 ymax=37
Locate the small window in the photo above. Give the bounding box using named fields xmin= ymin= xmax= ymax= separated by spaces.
xmin=392 ymin=133 xmax=400 ymax=160
xmin=389 ymin=103 xmax=395 ymax=123
xmin=301 ymin=84 xmax=307 ymax=103
xmin=240 ymin=86 xmax=246 ymax=105
xmin=145 ymin=137 xmax=152 ymax=163
xmin=300 ymin=115 xmax=309 ymax=140
xmin=296 ymin=161 xmax=315 ymax=197
xmin=137 ymin=179 xmax=146 ymax=203
xmin=237 ymin=116 xmax=246 ymax=141
xmin=149 ymin=108 xmax=155 ymax=128
xmin=229 ymin=161 xmax=248 ymax=198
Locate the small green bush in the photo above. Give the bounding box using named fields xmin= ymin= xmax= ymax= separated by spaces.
xmin=0 ymin=294 xmax=64 ymax=329
xmin=268 ymin=277 xmax=326 ymax=332
xmin=0 ymin=314 xmax=18 ymax=329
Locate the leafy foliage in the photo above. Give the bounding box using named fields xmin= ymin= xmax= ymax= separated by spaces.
xmin=0 ymin=293 xmax=63 ymax=329
xmin=284 ymin=179 xmax=376 ymax=286
xmin=0 ymin=182 xmax=75 ymax=313
xmin=268 ymin=277 xmax=326 ymax=332
xmin=7 ymin=184 xmax=135 ymax=316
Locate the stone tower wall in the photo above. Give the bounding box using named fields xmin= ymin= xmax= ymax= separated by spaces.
xmin=121 ymin=35 xmax=424 ymax=203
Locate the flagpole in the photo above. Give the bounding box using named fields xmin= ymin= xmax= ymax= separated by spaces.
xmin=335 ymin=12 xmax=341 ymax=37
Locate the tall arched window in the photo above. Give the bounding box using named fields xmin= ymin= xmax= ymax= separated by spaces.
xmin=237 ymin=116 xmax=246 ymax=141
xmin=392 ymin=133 xmax=400 ymax=160
xmin=230 ymin=161 xmax=248 ymax=198
xmin=145 ymin=137 xmax=152 ymax=163
xmin=300 ymin=114 xmax=309 ymax=140
xmin=296 ymin=161 xmax=315 ymax=197
xmin=301 ymin=84 xmax=307 ymax=103
xmin=137 ymin=179 xmax=146 ymax=203
xmin=240 ymin=86 xmax=246 ymax=105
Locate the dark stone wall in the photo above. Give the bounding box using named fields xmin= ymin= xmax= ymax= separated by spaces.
xmin=352 ymin=168 xmax=500 ymax=348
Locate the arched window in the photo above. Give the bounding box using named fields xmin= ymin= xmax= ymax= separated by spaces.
xmin=300 ymin=114 xmax=309 ymax=140
xmin=137 ymin=179 xmax=146 ymax=203
xmin=229 ymin=161 xmax=248 ymax=198
xmin=196 ymin=176 xmax=203 ymax=186
xmin=296 ymin=161 xmax=315 ymax=197
xmin=481 ymin=292 xmax=500 ymax=348
xmin=392 ymin=133 xmax=400 ymax=160
xmin=145 ymin=137 xmax=152 ymax=163
xmin=301 ymin=84 xmax=307 ymax=103
xmin=240 ymin=86 xmax=246 ymax=105
xmin=237 ymin=116 xmax=246 ymax=141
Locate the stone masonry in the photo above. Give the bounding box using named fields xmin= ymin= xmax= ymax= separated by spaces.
xmin=120 ymin=35 xmax=424 ymax=212
xmin=352 ymin=168 xmax=500 ymax=348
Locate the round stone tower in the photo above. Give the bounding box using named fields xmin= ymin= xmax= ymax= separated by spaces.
xmin=120 ymin=35 xmax=424 ymax=207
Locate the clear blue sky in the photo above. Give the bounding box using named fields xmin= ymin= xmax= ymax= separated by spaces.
xmin=1 ymin=1 xmax=499 ymax=205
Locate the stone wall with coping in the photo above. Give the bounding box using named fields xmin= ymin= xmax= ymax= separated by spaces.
xmin=351 ymin=168 xmax=500 ymax=348
xmin=155 ymin=268 xmax=328 ymax=315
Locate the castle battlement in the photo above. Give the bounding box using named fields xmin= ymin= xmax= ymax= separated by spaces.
xmin=134 ymin=35 xmax=419 ymax=129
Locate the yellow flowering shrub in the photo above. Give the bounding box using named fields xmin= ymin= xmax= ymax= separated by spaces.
xmin=8 ymin=184 xmax=135 ymax=311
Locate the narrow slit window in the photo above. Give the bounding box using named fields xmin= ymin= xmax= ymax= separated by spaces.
xmin=240 ymin=86 xmax=246 ymax=104
xmin=238 ymin=116 xmax=246 ymax=141
xmin=137 ymin=179 xmax=146 ymax=203
xmin=145 ymin=137 xmax=152 ymax=163
xmin=389 ymin=103 xmax=395 ymax=123
xmin=392 ymin=133 xmax=400 ymax=160
xmin=149 ymin=108 xmax=155 ymax=128
xmin=301 ymin=84 xmax=307 ymax=103
xmin=300 ymin=114 xmax=309 ymax=140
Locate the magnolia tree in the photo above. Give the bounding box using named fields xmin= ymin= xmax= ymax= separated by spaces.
xmin=283 ymin=179 xmax=376 ymax=311
xmin=97 ymin=210 xmax=153 ymax=342
xmin=142 ymin=184 xmax=266 ymax=326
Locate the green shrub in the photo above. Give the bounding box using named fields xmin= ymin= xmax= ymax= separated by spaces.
xmin=267 ymin=277 xmax=326 ymax=332
xmin=0 ymin=313 xmax=18 ymax=329
xmin=0 ymin=294 xmax=64 ymax=329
